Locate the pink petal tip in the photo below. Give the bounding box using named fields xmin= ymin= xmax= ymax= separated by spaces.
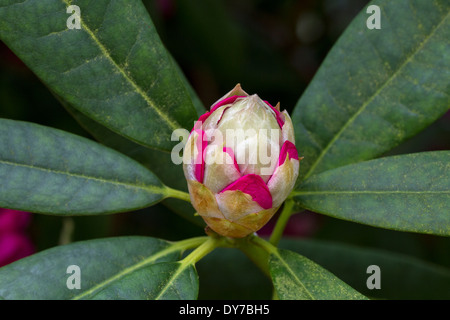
xmin=223 ymin=147 xmax=240 ymax=173
xmin=264 ymin=100 xmax=285 ymax=128
xmin=220 ymin=174 xmax=272 ymax=209
xmin=194 ymin=129 xmax=207 ymax=183
xmin=210 ymin=95 xmax=245 ymax=113
xmin=278 ymin=140 xmax=299 ymax=166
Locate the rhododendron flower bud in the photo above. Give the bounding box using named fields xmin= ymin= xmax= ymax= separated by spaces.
xmin=183 ymin=84 xmax=300 ymax=238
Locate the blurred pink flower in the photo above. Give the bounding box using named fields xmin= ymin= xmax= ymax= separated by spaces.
xmin=0 ymin=209 xmax=34 ymax=267
xmin=0 ymin=209 xmax=31 ymax=232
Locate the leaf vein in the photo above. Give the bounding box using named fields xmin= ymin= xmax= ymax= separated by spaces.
xmin=303 ymin=10 xmax=449 ymax=179
xmin=274 ymin=252 xmax=315 ymax=300
xmin=61 ymin=0 xmax=179 ymax=131
xmin=0 ymin=159 xmax=165 ymax=195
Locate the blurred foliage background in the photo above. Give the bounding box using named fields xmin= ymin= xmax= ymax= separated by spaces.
xmin=0 ymin=0 xmax=448 ymax=299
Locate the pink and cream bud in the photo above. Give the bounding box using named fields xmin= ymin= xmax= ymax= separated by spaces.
xmin=183 ymin=84 xmax=300 ymax=238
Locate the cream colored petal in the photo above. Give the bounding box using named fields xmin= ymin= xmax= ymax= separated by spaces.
xmin=267 ymin=157 xmax=300 ymax=208
xmin=230 ymin=132 xmax=277 ymax=183
xmin=202 ymin=216 xmax=254 ymax=238
xmin=281 ymin=110 xmax=295 ymax=144
xmin=215 ymin=190 xmax=264 ymax=222
xmin=236 ymin=207 xmax=279 ymax=232
xmin=216 ymin=97 xmax=281 ymax=182
xmin=203 ymin=206 xmax=279 ymax=238
xmin=203 ymin=146 xmax=241 ymax=193
xmin=202 ymin=105 xmax=230 ymax=133
xmin=187 ymin=180 xmax=224 ymax=219
xmin=182 ymin=131 xmax=200 ymax=182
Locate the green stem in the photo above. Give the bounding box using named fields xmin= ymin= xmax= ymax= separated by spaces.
xmin=180 ymin=236 xmax=224 ymax=267
xmin=251 ymin=234 xmax=278 ymax=255
xmin=172 ymin=236 xmax=210 ymax=253
xmin=241 ymin=235 xmax=281 ymax=300
xmin=165 ymin=186 xmax=191 ymax=202
xmin=58 ymin=217 xmax=75 ymax=245
xmin=153 ymin=237 xmax=219 ymax=300
xmin=72 ymin=236 xmax=208 ymax=300
xmin=235 ymin=236 xmax=271 ymax=278
xmin=269 ymin=199 xmax=295 ymax=246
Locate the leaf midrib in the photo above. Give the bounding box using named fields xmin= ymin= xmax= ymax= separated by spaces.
xmin=71 ymin=237 xmax=207 ymax=300
xmin=273 ymin=251 xmax=316 ymax=300
xmin=0 ymin=159 xmax=165 ymax=194
xmin=71 ymin=244 xmax=178 ymax=300
xmin=62 ymin=0 xmax=180 ymax=131
xmin=303 ymin=10 xmax=450 ymax=180
xmin=154 ymin=262 xmax=190 ymax=300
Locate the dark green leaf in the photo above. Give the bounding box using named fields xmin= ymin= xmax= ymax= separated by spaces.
xmin=89 ymin=262 xmax=198 ymax=300
xmin=0 ymin=0 xmax=198 ymax=151
xmin=269 ymin=248 xmax=368 ymax=300
xmin=293 ymin=151 xmax=450 ymax=236
xmin=61 ymin=101 xmax=203 ymax=225
xmin=0 ymin=236 xmax=194 ymax=300
xmin=292 ymin=0 xmax=450 ymax=180
xmin=0 ymin=119 xmax=167 ymax=215
xmin=280 ymin=238 xmax=450 ymax=300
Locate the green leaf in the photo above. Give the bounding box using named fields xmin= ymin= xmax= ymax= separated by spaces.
xmin=88 ymin=262 xmax=198 ymax=300
xmin=0 ymin=0 xmax=198 ymax=152
xmin=269 ymin=248 xmax=368 ymax=300
xmin=280 ymin=238 xmax=450 ymax=300
xmin=292 ymin=0 xmax=450 ymax=180
xmin=0 ymin=236 xmax=204 ymax=300
xmin=293 ymin=151 xmax=450 ymax=236
xmin=61 ymin=100 xmax=204 ymax=226
xmin=0 ymin=118 xmax=168 ymax=215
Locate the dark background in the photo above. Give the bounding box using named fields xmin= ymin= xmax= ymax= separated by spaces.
xmin=0 ymin=0 xmax=449 ymax=299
